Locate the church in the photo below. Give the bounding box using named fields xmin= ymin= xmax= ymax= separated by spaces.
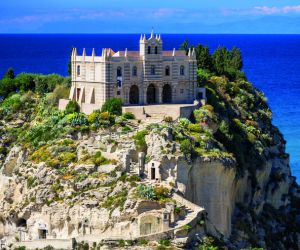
xmin=64 ymin=32 xmax=202 ymax=114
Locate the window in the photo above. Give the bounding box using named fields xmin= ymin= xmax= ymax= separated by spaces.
xmin=77 ymin=65 xmax=80 ymax=76
xmin=165 ymin=66 xmax=170 ymax=76
xmin=155 ymin=46 xmax=158 ymax=54
xmin=150 ymin=65 xmax=155 ymax=75
xmin=117 ymin=91 xmax=121 ymax=95
xmin=180 ymin=89 xmax=184 ymax=94
xmin=180 ymin=65 xmax=185 ymax=76
xmin=132 ymin=66 xmax=137 ymax=76
xmin=148 ymin=46 xmax=151 ymax=54
xmin=76 ymin=88 xmax=81 ymax=101
xmin=117 ymin=67 xmax=122 ymax=77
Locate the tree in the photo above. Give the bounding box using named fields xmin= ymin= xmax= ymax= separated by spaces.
xmin=34 ymin=76 xmax=49 ymax=95
xmin=229 ymin=47 xmax=243 ymax=71
xmin=14 ymin=73 xmax=35 ymax=92
xmin=195 ymin=44 xmax=212 ymax=71
xmin=101 ymin=98 xmax=123 ymax=116
xmin=0 ymin=78 xmax=16 ymax=99
xmin=4 ymin=68 xmax=15 ymax=79
xmin=180 ymin=39 xmax=190 ymax=55
xmin=212 ymin=47 xmax=228 ymax=75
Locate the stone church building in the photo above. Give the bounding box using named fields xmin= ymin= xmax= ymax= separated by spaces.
xmin=63 ymin=32 xmax=201 ymax=114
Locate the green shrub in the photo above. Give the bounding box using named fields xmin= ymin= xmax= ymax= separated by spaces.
xmin=88 ymin=110 xmax=115 ymax=129
xmin=101 ymin=97 xmax=123 ymax=115
xmin=27 ymin=176 xmax=36 ymax=188
xmin=182 ymin=224 xmax=191 ymax=232
xmin=0 ymin=78 xmax=16 ymax=99
xmin=197 ymin=68 xmax=211 ymax=86
xmin=122 ymin=125 xmax=132 ymax=133
xmin=178 ymin=118 xmax=191 ymax=128
xmin=174 ymin=206 xmax=182 ymax=214
xmin=122 ymin=112 xmax=135 ymax=119
xmin=65 ymin=100 xmax=80 ymax=114
xmin=133 ymin=130 xmax=148 ymax=152
xmin=158 ymin=239 xmax=170 ymax=247
xmin=0 ymin=146 xmax=8 ymax=155
xmin=67 ymin=113 xmax=88 ymax=127
xmin=0 ymin=93 xmax=22 ymax=112
xmin=154 ymin=186 xmax=169 ymax=201
xmin=188 ymin=123 xmax=202 ymax=133
xmin=138 ymin=239 xmax=148 ymax=245
xmin=136 ymin=184 xmax=156 ymax=200
xmin=14 ymin=73 xmax=35 ymax=92
xmin=13 ymin=247 xmax=26 ymax=250
xmin=30 ymin=146 xmax=52 ymax=163
xmin=118 ymin=239 xmax=125 ymax=247
xmin=43 ymin=246 xmax=54 ymax=250
xmin=102 ymin=190 xmax=128 ymax=211
xmin=25 ymin=122 xmax=64 ymax=147
xmin=4 ymin=67 xmax=15 ymax=79
xmin=198 ymin=236 xmax=219 ymax=250
xmin=163 ymin=116 xmax=173 ymax=123
xmin=47 ymin=85 xmax=70 ymax=105
xmin=58 ymin=152 xmax=77 ymax=165
xmin=180 ymin=139 xmax=193 ymax=156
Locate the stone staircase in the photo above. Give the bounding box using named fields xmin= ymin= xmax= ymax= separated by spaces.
xmin=134 ymin=191 xmax=205 ymax=243
xmin=171 ymin=192 xmax=204 ymax=230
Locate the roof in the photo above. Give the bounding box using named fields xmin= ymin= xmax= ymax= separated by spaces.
xmin=163 ymin=50 xmax=186 ymax=57
xmin=113 ymin=51 xmax=140 ymax=57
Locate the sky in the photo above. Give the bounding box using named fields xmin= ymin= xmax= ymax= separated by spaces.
xmin=1 ymin=0 xmax=300 ymax=34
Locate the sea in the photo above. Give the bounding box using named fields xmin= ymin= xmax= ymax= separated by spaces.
xmin=0 ymin=34 xmax=299 ymax=182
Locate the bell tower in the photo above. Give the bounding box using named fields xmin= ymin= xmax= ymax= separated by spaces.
xmin=139 ymin=31 xmax=163 ymax=59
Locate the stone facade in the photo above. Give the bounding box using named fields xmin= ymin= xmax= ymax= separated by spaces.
xmin=68 ymin=32 xmax=198 ymax=114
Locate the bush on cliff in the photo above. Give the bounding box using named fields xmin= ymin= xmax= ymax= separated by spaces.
xmin=133 ymin=130 xmax=148 ymax=152
xmin=0 ymin=70 xmax=67 ymax=99
xmin=101 ymin=97 xmax=123 ymax=116
xmin=65 ymin=100 xmax=80 ymax=114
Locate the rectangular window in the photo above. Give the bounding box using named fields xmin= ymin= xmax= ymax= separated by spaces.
xmin=76 ymin=88 xmax=81 ymax=101
xmin=180 ymin=89 xmax=184 ymax=94
xmin=117 ymin=91 xmax=121 ymax=95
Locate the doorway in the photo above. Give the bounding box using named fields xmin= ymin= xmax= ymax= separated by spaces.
xmin=129 ymin=85 xmax=139 ymax=104
xmin=147 ymin=84 xmax=156 ymax=104
xmin=162 ymin=84 xmax=172 ymax=103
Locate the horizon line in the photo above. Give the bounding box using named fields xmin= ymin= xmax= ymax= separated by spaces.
xmin=0 ymin=33 xmax=300 ymax=35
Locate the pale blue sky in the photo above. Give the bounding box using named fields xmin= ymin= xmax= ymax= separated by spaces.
xmin=1 ymin=0 xmax=300 ymax=33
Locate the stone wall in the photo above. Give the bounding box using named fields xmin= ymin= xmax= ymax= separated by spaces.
xmin=14 ymin=239 xmax=72 ymax=250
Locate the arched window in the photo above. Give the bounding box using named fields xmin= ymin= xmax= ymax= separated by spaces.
xmin=151 ymin=65 xmax=155 ymax=75
xmin=148 ymin=46 xmax=151 ymax=54
xmin=155 ymin=46 xmax=158 ymax=54
xmin=117 ymin=67 xmax=122 ymax=77
xmin=180 ymin=65 xmax=185 ymax=76
xmin=132 ymin=66 xmax=137 ymax=76
xmin=165 ymin=66 xmax=170 ymax=76
xmin=77 ymin=65 xmax=80 ymax=76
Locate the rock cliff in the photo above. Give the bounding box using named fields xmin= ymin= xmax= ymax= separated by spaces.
xmin=0 ymin=74 xmax=299 ymax=250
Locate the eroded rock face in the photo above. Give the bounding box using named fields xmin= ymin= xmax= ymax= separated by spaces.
xmin=0 ymin=120 xmax=299 ymax=249
xmin=177 ymin=157 xmax=236 ymax=237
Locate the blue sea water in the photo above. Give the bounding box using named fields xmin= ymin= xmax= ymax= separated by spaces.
xmin=0 ymin=34 xmax=299 ymax=182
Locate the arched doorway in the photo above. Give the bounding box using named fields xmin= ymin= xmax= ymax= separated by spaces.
xmin=162 ymin=84 xmax=172 ymax=103
xmin=147 ymin=84 xmax=156 ymax=104
xmin=129 ymin=85 xmax=139 ymax=104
